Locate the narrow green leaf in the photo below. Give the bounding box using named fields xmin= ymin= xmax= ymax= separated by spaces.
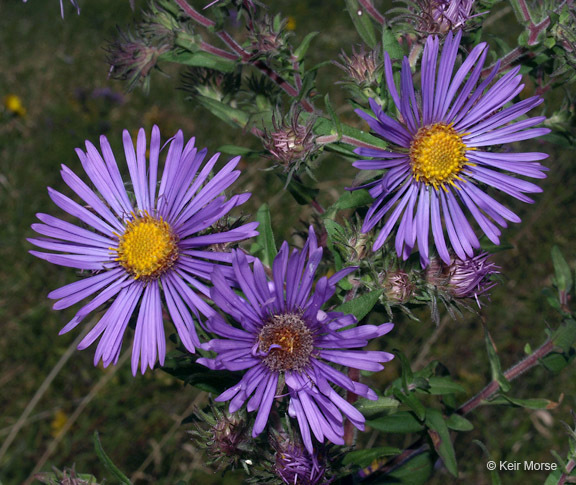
xmin=332 ymin=189 xmax=372 ymax=210
xmin=544 ymin=469 xmax=563 ymax=485
xmin=217 ymin=145 xmax=256 ymax=156
xmin=342 ymin=447 xmax=402 ymax=467
xmin=195 ymin=96 xmax=249 ymax=128
xmin=552 ymin=246 xmax=572 ymax=293
xmin=487 ymin=395 xmax=558 ymax=410
xmin=159 ymin=49 xmax=236 ymax=72
xmin=382 ymin=27 xmax=403 ymax=59
xmin=446 ymin=414 xmax=474 ymax=432
xmin=93 ymin=432 xmax=132 ymax=484
xmin=323 ymin=219 xmax=344 ymax=271
xmin=541 ymin=351 xmax=573 ymax=373
xmin=345 ymin=0 xmax=378 ymax=47
xmin=393 ymin=387 xmax=426 ymax=421
xmin=333 ymin=290 xmax=383 ymax=321
xmin=424 ymin=377 xmax=466 ymax=395
xmin=425 ymin=408 xmax=458 ymax=477
xmin=254 ymin=204 xmax=277 ymax=267
xmin=552 ymin=318 xmax=576 ymax=352
xmin=324 ymin=94 xmax=342 ymax=139
xmin=385 ymin=450 xmax=434 ymax=485
xmin=484 ymin=326 xmax=511 ymax=392
xmin=294 ymin=31 xmax=319 ymax=60
xmin=354 ymin=396 xmax=400 ymax=418
xmin=367 ymin=411 xmax=425 ymax=433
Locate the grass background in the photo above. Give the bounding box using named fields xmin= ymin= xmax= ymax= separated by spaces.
xmin=0 ymin=0 xmax=575 ymax=483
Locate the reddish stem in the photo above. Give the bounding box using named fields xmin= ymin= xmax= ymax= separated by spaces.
xmin=358 ymin=0 xmax=386 ymax=26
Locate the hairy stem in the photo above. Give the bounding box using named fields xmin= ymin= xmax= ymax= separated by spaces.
xmin=358 ymin=0 xmax=386 ymax=26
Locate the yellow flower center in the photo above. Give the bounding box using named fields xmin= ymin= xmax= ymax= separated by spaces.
xmin=409 ymin=123 xmax=472 ymax=190
xmin=258 ymin=313 xmax=314 ymax=372
xmin=114 ymin=212 xmax=179 ymax=281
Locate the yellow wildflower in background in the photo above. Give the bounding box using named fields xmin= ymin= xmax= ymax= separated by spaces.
xmin=3 ymin=94 xmax=27 ymax=117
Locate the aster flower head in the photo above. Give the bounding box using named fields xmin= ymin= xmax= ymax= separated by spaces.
xmin=29 ymin=126 xmax=258 ymax=375
xmin=334 ymin=44 xmax=383 ymax=88
xmin=272 ymin=433 xmax=329 ymax=485
xmin=198 ymin=227 xmax=394 ymax=453
xmin=427 ymin=251 xmax=499 ymax=304
xmin=354 ymin=31 xmax=550 ymax=267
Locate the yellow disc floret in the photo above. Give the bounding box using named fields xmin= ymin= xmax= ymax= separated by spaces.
xmin=114 ymin=212 xmax=179 ymax=281
xmin=409 ymin=123 xmax=473 ymax=190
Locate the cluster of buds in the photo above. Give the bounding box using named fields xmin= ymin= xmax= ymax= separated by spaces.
xmin=334 ymin=44 xmax=383 ymax=88
xmin=248 ymin=14 xmax=290 ymax=60
xmin=426 ymin=252 xmax=500 ymax=306
xmin=393 ymin=0 xmax=479 ymax=35
xmin=262 ymin=108 xmax=318 ymax=173
xmin=190 ymin=401 xmax=251 ymax=470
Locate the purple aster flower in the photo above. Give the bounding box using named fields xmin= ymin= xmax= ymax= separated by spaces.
xmin=198 ymin=227 xmax=394 ymax=453
xmin=28 ymin=126 xmax=258 ymax=375
xmin=273 ymin=436 xmax=329 ymax=485
xmin=22 ymin=0 xmax=80 ymax=18
xmin=354 ymin=30 xmax=550 ymax=266
xmin=446 ymin=252 xmax=499 ymax=301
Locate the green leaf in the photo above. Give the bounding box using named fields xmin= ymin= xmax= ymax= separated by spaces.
xmin=424 ymin=377 xmax=466 ymax=396
xmin=159 ymin=49 xmax=236 ymax=72
xmin=385 ymin=451 xmax=434 ymax=485
xmin=342 ymin=446 xmax=402 ymax=467
xmin=484 ymin=326 xmax=511 ymax=392
xmin=333 ymin=290 xmax=383 ymax=321
xmin=355 ymin=396 xmax=400 ymax=418
xmin=294 ymin=31 xmax=319 ymax=60
xmin=552 ymin=318 xmax=576 ymax=352
xmin=487 ymin=395 xmax=558 ymax=410
xmin=541 ymin=351 xmax=573 ymax=373
xmin=544 ymin=469 xmax=563 ymax=485
xmin=393 ymin=387 xmax=426 ymax=421
xmin=345 ymin=0 xmax=378 ymax=48
xmin=382 ymin=27 xmax=403 ymax=59
xmin=280 ymin=174 xmax=319 ymax=205
xmin=367 ymin=411 xmax=425 ymax=433
xmin=323 ymin=219 xmax=344 ymax=271
xmin=324 ymin=94 xmax=342 ymax=140
xmin=446 ymin=414 xmax=474 ymax=432
xmin=425 ymin=408 xmax=458 ymax=477
xmin=254 ymin=204 xmax=277 ymax=267
xmin=217 ymin=145 xmax=256 ymax=156
xmin=194 ymin=96 xmax=249 ymax=128
xmin=93 ymin=432 xmax=132 ymax=484
xmin=332 ymin=189 xmax=372 ymax=211
xmin=552 ymin=246 xmax=572 ymax=293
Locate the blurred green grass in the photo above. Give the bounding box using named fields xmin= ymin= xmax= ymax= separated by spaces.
xmin=1 ymin=0 xmax=575 ymax=484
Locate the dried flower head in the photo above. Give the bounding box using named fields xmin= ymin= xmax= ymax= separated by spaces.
xmin=248 ymin=14 xmax=289 ymax=59
xmin=263 ymin=108 xmax=318 ymax=172
xmin=106 ymin=28 xmax=173 ymax=92
xmin=191 ymin=402 xmax=251 ymax=469
xmin=381 ymin=269 xmax=415 ymax=303
xmin=334 ymin=44 xmax=383 ymax=87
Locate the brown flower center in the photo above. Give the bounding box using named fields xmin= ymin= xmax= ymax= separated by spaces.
xmin=258 ymin=313 xmax=314 ymax=372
